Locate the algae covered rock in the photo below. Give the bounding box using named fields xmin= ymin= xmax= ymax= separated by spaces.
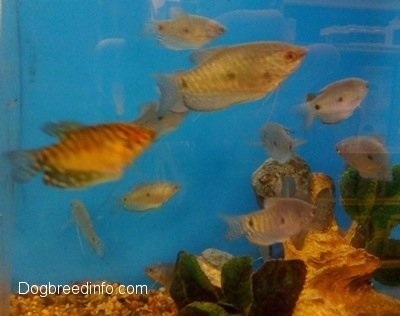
xmin=169 ymin=251 xmax=306 ymax=316
xmin=251 ymin=156 xmax=312 ymax=207
xmin=340 ymin=165 xmax=400 ymax=285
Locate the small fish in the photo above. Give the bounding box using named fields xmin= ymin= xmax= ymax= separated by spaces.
xmin=121 ymin=181 xmax=180 ymax=211
xmin=71 ymin=199 xmax=104 ymax=256
xmin=336 ymin=135 xmax=392 ymax=181
xmin=155 ymin=41 xmax=307 ymax=114
xmin=305 ymin=77 xmax=368 ymax=126
xmin=146 ymin=262 xmax=175 ymax=290
xmin=222 ymin=197 xmax=316 ymax=247
xmin=261 ymin=122 xmax=303 ymax=164
xmin=147 ymin=8 xmax=226 ymax=50
xmin=7 ymin=103 xmax=186 ymax=189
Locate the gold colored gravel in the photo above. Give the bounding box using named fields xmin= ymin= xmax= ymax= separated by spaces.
xmin=10 ymin=282 xmax=177 ymax=316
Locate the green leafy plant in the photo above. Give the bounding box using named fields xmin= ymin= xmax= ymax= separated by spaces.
xmin=169 ymin=251 xmax=306 ymax=316
xmin=340 ymin=165 xmax=400 ymax=285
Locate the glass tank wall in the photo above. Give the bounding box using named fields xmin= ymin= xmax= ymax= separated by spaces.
xmin=2 ymin=0 xmax=400 ymax=314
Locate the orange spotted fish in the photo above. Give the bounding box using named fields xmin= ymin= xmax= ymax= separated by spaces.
xmin=7 ymin=103 xmax=186 ymax=189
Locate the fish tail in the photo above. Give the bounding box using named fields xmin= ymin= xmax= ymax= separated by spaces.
xmin=221 ymin=214 xmax=246 ymax=240
xmin=297 ymin=102 xmax=314 ymax=129
xmin=134 ymin=101 xmax=187 ymax=137
xmin=143 ymin=20 xmax=157 ymax=36
xmin=154 ymin=74 xmax=188 ymax=115
xmin=5 ymin=150 xmax=41 ymax=182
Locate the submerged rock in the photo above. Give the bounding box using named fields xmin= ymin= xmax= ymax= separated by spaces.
xmin=251 ymin=156 xmax=400 ymax=314
xmin=251 ymin=156 xmax=312 ymax=207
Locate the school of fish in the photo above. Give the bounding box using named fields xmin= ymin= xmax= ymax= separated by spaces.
xmin=7 ymin=7 xmax=396 ymax=262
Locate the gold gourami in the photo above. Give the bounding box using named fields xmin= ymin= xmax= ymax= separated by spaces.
xmin=8 ymin=103 xmax=185 ymax=189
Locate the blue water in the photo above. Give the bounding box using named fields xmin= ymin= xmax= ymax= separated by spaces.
xmin=2 ymin=0 xmax=400 ymax=294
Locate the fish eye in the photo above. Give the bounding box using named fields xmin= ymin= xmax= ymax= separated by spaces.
xmin=280 ymin=217 xmax=285 ymax=224
xmin=335 ymin=146 xmax=340 ymax=153
xmin=337 ymin=96 xmax=343 ymax=102
xmin=273 ymin=140 xmax=278 ymax=147
xmin=314 ymin=104 xmax=320 ymax=110
xmin=182 ymin=27 xmax=190 ymax=33
xmin=288 ymin=144 xmax=293 ymax=150
xmin=146 ymin=193 xmax=151 ymax=197
xmin=157 ymin=24 xmax=164 ymax=31
xmin=367 ymin=154 xmax=374 ymax=160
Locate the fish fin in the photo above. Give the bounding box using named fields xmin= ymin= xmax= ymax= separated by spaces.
xmin=290 ymin=230 xmax=308 ymax=250
xmin=157 ymin=35 xmax=200 ymax=50
xmin=304 ymin=104 xmax=315 ymax=128
xmin=42 ymin=169 xmax=122 ymax=189
xmin=6 ymin=150 xmax=40 ymax=182
xmin=306 ymin=93 xmax=317 ymax=102
xmin=190 ymin=47 xmax=226 ymax=64
xmin=280 ymin=175 xmax=296 ymax=198
xmin=154 ymin=74 xmax=188 ymax=114
xmin=294 ymin=138 xmax=306 ymax=149
xmin=134 ymin=102 xmax=187 ymax=137
xmin=169 ymin=7 xmax=187 ymax=19
xmin=143 ymin=19 xmax=158 ymax=36
xmin=262 ymin=197 xmax=283 ymax=209
xmin=258 ymin=246 xmax=272 ymax=261
xmin=221 ymin=214 xmax=246 ymax=240
xmin=42 ymin=121 xmax=86 ymax=138
xmin=246 ymin=231 xmax=279 ymax=246
xmin=184 ymin=92 xmax=265 ymax=111
xmin=319 ymin=111 xmax=353 ymax=124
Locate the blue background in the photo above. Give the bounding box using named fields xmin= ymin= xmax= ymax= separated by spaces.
xmin=2 ymin=0 xmax=400 ymax=294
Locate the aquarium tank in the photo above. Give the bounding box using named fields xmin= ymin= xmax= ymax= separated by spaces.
xmin=1 ymin=0 xmax=400 ymax=315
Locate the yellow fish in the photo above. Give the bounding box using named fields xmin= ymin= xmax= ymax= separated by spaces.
xmin=7 ymin=103 xmax=185 ymax=189
xmin=148 ymin=8 xmax=226 ymax=50
xmin=155 ymin=41 xmax=307 ymax=113
xmin=121 ymin=181 xmax=180 ymax=211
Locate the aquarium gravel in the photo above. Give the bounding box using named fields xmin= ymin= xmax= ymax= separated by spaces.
xmin=10 ymin=282 xmax=177 ymax=316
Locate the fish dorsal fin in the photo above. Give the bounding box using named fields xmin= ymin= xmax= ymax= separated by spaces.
xmin=42 ymin=121 xmax=86 ymax=138
xmin=306 ymin=93 xmax=317 ymax=102
xmin=169 ymin=7 xmax=187 ymax=19
xmin=370 ymin=135 xmax=385 ymax=145
xmin=262 ymin=197 xmax=282 ymax=209
xmin=190 ymin=47 xmax=226 ymax=64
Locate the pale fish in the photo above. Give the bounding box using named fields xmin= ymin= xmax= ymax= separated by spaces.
xmin=71 ymin=199 xmax=104 ymax=256
xmin=305 ymin=77 xmax=368 ymax=126
xmin=336 ymin=135 xmax=392 ymax=181
xmin=147 ymin=8 xmax=226 ymax=50
xmin=121 ymin=181 xmax=180 ymax=211
xmin=222 ymin=197 xmax=316 ymax=247
xmin=155 ymin=41 xmax=307 ymax=113
xmin=145 ymin=262 xmax=175 ymax=290
xmin=6 ymin=103 xmax=186 ymax=189
xmin=261 ymin=122 xmax=304 ymax=164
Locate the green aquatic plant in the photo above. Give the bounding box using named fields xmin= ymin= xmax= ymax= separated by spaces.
xmin=340 ymin=165 xmax=400 ymax=285
xmin=169 ymin=251 xmax=306 ymax=316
